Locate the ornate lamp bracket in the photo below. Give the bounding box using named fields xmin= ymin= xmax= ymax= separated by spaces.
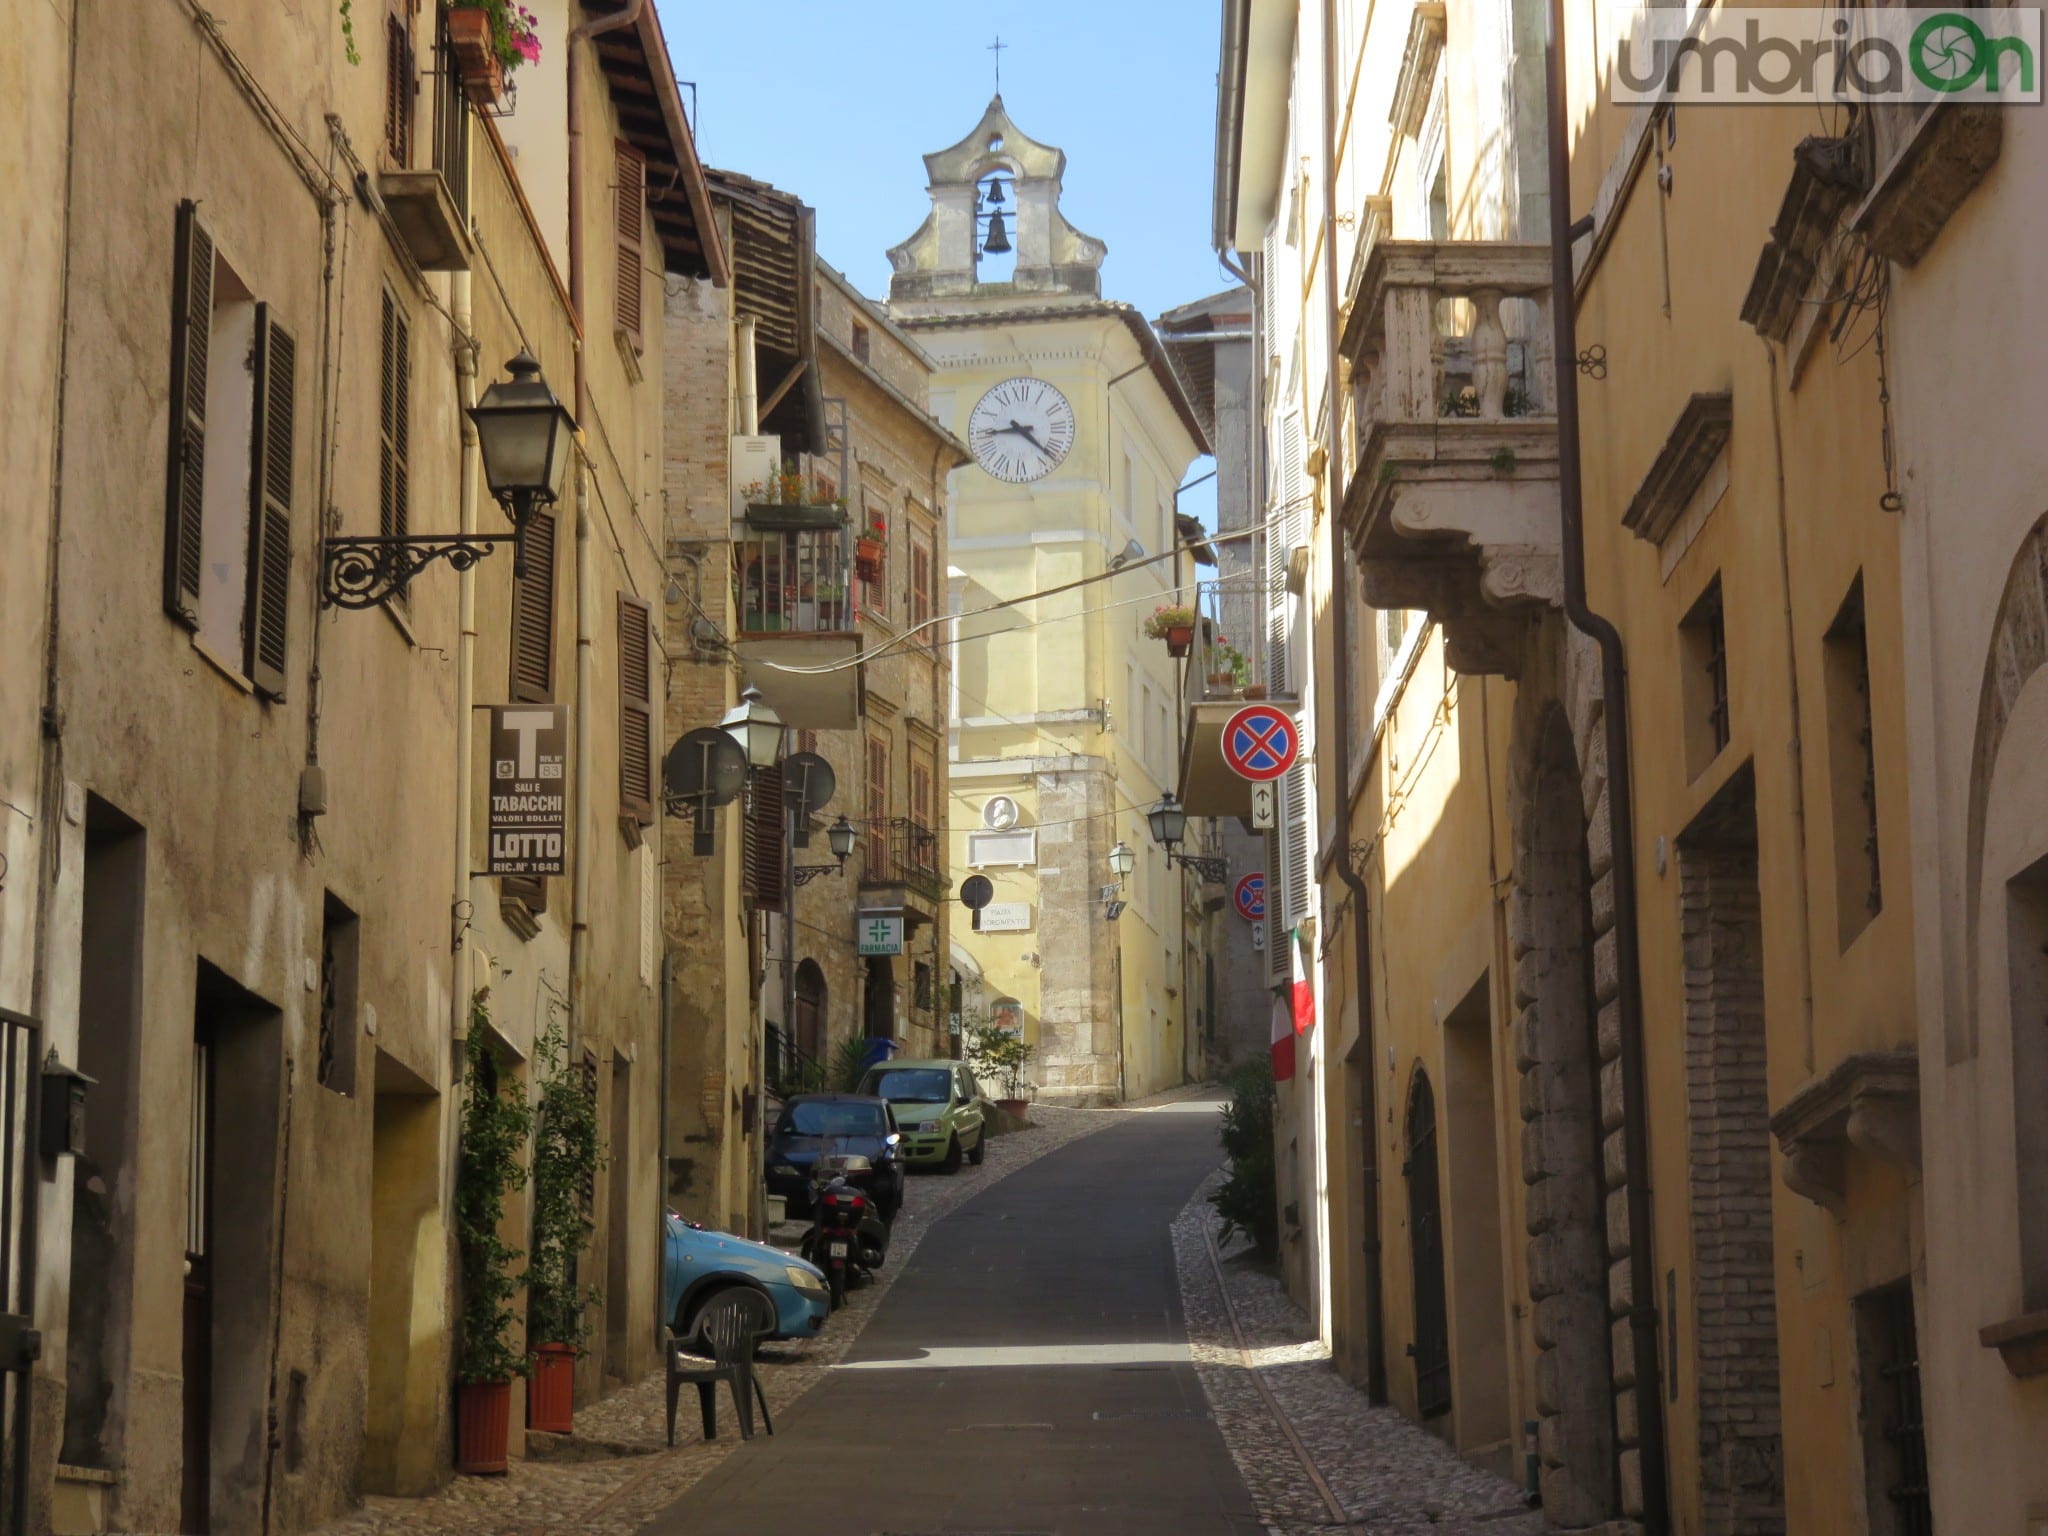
xmin=792 ymin=863 xmax=845 ymax=888
xmin=320 ymin=533 xmax=523 ymax=610
xmin=1168 ymin=852 xmax=1230 ymax=883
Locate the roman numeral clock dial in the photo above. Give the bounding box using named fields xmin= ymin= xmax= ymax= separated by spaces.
xmin=968 ymin=377 xmax=1076 ymax=484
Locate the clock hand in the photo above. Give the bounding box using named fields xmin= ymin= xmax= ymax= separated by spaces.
xmin=1006 ymin=420 xmax=1048 ymax=452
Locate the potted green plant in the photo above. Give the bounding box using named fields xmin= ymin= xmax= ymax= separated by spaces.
xmin=1143 ymin=605 xmax=1198 ymax=659
xmin=1208 ymin=636 xmax=1250 ymax=692
xmin=966 ymin=1022 xmax=1034 ymax=1116
xmin=525 ymin=1015 xmax=604 ymax=1435
xmin=444 ymin=2 xmax=541 ymax=104
xmin=455 ymin=998 xmax=533 ymax=1474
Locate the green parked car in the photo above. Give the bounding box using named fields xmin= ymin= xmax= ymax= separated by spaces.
xmin=855 ymin=1059 xmax=988 ymax=1173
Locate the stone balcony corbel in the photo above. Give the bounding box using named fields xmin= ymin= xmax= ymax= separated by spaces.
xmin=1768 ymin=1050 xmax=1921 ymax=1219
xmin=1338 ymin=239 xmax=1560 ymax=679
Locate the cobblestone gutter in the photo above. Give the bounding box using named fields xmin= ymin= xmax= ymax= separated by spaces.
xmin=317 ymin=1103 xmax=1132 ymax=1536
xmin=1171 ymin=1168 xmax=1547 ymax=1536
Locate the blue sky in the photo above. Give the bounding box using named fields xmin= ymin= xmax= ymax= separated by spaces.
xmin=654 ymin=1 xmax=1231 ymax=520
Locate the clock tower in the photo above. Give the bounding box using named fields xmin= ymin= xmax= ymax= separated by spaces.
xmin=888 ymin=99 xmax=1208 ymax=1106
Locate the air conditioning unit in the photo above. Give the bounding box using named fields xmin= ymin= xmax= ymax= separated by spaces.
xmin=729 ymin=434 xmax=781 ymax=523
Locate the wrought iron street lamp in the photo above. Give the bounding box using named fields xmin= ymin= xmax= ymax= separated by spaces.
xmin=721 ymin=684 xmax=785 ymax=771
xmin=1146 ymin=792 xmax=1227 ymax=883
xmin=1107 ymin=840 xmax=1136 ymax=880
xmin=321 ymin=350 xmax=575 ymax=608
xmin=795 ymin=815 xmax=858 ymax=887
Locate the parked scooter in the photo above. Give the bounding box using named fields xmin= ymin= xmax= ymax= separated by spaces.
xmin=799 ymin=1153 xmax=891 ymax=1307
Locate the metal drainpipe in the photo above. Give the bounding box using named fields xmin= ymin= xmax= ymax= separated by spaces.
xmin=453 ymin=267 xmax=479 ymax=1008
xmin=1320 ymin=0 xmax=1389 ymax=1409
xmin=1543 ymin=4 xmax=1670 ymax=1527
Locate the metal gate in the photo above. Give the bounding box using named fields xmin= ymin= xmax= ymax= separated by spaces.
xmin=1405 ymin=1068 xmax=1452 ymax=1419
xmin=0 ymin=1009 xmax=44 ymax=1536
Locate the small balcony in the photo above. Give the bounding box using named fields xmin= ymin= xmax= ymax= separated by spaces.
xmin=730 ymin=513 xmax=863 ymax=729
xmin=860 ymin=817 xmax=944 ymax=931
xmin=1178 ymin=596 xmax=1279 ymax=819
xmin=1338 ymin=239 xmax=1561 ymax=677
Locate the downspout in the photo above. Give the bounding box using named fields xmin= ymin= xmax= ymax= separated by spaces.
xmin=567 ymin=0 xmax=646 ymax=424
xmin=571 ymin=454 xmax=595 ymax=1056
xmin=1543 ymin=4 xmax=1670 ymax=1527
xmin=1319 ymin=0 xmax=1388 ymax=1408
xmin=736 ymin=316 xmax=760 ymax=435
xmin=657 ymin=945 xmax=672 ymax=1342
xmin=454 ymin=269 xmax=479 ymax=1010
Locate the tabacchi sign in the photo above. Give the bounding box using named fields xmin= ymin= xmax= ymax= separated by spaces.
xmin=1611 ymin=7 xmax=2041 ymax=103
xmin=488 ymin=705 xmax=568 ymax=877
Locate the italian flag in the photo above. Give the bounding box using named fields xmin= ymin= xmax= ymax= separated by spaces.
xmin=1270 ymin=932 xmax=1316 ymax=1081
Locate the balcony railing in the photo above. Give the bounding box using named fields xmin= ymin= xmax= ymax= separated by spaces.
xmin=862 ymin=817 xmax=943 ymax=900
xmin=1338 ymin=239 xmax=1563 ymax=676
xmin=733 ymin=520 xmax=855 ymax=637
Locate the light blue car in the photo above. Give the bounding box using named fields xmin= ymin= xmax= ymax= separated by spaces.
xmin=662 ymin=1213 xmax=830 ymax=1344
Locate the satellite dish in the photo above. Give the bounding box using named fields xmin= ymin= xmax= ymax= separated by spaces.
xmin=959 ymin=875 xmax=995 ymax=910
xmin=663 ymin=728 xmax=747 ymax=808
xmin=781 ymin=751 xmax=836 ymax=847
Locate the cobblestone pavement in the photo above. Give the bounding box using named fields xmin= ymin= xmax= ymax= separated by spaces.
xmin=316 ymin=1100 xmax=1142 ymax=1536
xmin=1173 ymin=1169 xmax=1547 ymax=1536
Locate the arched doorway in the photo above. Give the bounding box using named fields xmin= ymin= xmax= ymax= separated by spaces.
xmin=863 ymin=956 xmax=895 ymax=1041
xmin=793 ymin=960 xmax=826 ymax=1064
xmin=1406 ymin=1068 xmax=1451 ymax=1420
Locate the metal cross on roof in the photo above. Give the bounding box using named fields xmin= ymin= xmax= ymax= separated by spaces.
xmin=988 ymin=34 xmax=1006 ymax=92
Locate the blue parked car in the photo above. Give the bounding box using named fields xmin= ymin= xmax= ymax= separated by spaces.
xmin=662 ymin=1213 xmax=830 ymax=1345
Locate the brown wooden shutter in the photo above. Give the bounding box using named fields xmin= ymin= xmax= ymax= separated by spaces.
xmin=614 ymin=142 xmax=645 ymax=345
xmin=245 ymin=308 xmax=296 ymax=700
xmin=379 ymin=290 xmax=410 ymax=541
xmin=510 ymin=508 xmax=557 ymax=701
xmin=911 ymin=536 xmax=932 ymax=628
xmin=744 ymin=764 xmax=786 ymax=912
xmin=385 ymin=13 xmax=415 ymax=166
xmin=617 ymin=593 xmax=654 ymax=824
xmin=164 ymin=200 xmax=213 ymax=628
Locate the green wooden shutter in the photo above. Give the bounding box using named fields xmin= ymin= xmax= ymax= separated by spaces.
xmin=163 ymin=201 xmax=213 ymax=628
xmin=246 ymin=308 xmax=296 ymax=700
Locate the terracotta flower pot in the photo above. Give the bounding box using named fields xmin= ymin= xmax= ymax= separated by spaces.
xmin=527 ymin=1343 xmax=576 ymax=1434
xmin=1241 ymin=684 xmax=1268 ymax=700
xmin=1163 ymin=625 xmax=1194 ymax=658
xmin=446 ymin=8 xmax=505 ymax=105
xmin=996 ymin=1097 xmax=1030 ymax=1117
xmin=456 ymin=1379 xmax=512 ymax=1475
xmin=1207 ymin=672 xmax=1234 ymax=688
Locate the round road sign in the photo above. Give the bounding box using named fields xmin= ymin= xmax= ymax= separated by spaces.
xmin=1222 ymin=705 xmax=1299 ymax=782
xmin=1233 ymin=873 xmax=1266 ymax=922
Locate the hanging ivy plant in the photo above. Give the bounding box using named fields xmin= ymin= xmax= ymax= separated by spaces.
xmin=527 ymin=1014 xmax=606 ymax=1349
xmin=456 ymin=997 xmax=534 ymax=1385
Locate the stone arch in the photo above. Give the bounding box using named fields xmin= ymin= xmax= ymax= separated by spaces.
xmin=1510 ymin=697 xmax=1618 ymax=1526
xmin=1962 ymin=509 xmax=2048 ymax=1062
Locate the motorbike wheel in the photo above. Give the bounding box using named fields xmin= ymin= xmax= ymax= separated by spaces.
xmin=967 ymin=1129 xmax=986 ymax=1166
xmin=941 ymin=1134 xmax=963 ymax=1175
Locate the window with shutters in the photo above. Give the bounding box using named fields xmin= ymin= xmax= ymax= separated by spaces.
xmin=860 ymin=492 xmax=890 ymax=619
xmin=909 ymin=524 xmax=935 ymax=630
xmin=510 ymin=508 xmax=557 ymax=702
xmin=379 ymin=288 xmax=411 ymax=555
xmin=384 ymin=12 xmax=415 ymax=166
xmin=909 ymin=744 xmax=935 ymax=835
xmin=865 ymin=734 xmax=891 ymax=868
xmin=617 ymin=593 xmax=655 ymax=826
xmin=615 ymin=141 xmax=646 ymax=348
xmin=1824 ymin=575 xmax=1881 ymax=946
xmin=743 ymin=762 xmax=786 ymax=912
xmin=161 ymin=202 xmax=296 ymax=700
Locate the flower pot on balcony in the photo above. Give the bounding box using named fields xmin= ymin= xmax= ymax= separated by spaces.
xmin=526 ymin=1344 xmax=576 ymax=1434
xmin=1207 ymin=672 xmax=1235 ymax=689
xmin=455 ymin=1379 xmax=512 ymax=1474
xmin=1242 ymin=684 xmax=1268 ymax=700
xmin=1161 ymin=625 xmax=1194 ymax=659
xmin=446 ymin=8 xmax=505 ymax=104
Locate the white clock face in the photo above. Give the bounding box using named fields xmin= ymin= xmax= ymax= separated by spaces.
xmin=969 ymin=377 xmax=1076 ymax=483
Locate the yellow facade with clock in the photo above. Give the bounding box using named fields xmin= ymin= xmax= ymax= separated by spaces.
xmin=887 ymin=98 xmax=1209 ymax=1104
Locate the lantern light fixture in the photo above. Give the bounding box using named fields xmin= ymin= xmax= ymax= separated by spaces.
xmin=1107 ymin=840 xmax=1136 ymax=880
xmin=721 ymin=684 xmax=785 ymax=771
xmin=1146 ymin=793 xmax=1226 ymax=883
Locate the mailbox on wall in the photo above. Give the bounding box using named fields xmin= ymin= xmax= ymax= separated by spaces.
xmin=40 ymin=1050 xmax=95 ymax=1161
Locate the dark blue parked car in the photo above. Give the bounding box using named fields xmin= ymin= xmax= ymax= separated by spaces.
xmin=661 ymin=1214 xmax=829 ymax=1344
xmin=765 ymin=1093 xmax=905 ymax=1218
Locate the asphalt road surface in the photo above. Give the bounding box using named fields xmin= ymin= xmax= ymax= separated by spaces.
xmin=636 ymin=1099 xmax=1264 ymax=1536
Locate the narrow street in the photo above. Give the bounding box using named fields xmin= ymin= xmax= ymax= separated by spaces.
xmin=639 ymin=1100 xmax=1264 ymax=1536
